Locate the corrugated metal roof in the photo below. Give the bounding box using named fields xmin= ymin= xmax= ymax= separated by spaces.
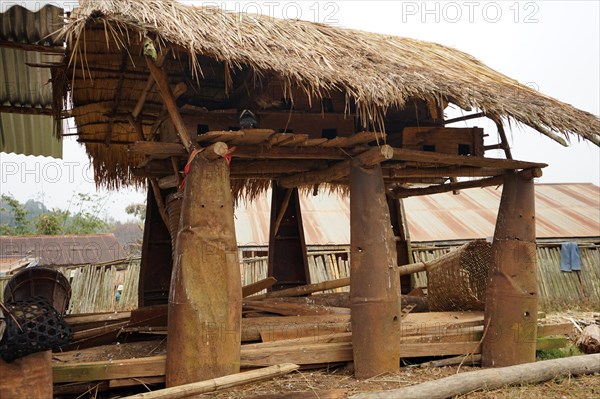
xmin=0 ymin=4 xmax=63 ymax=158
xmin=235 ymin=191 xmax=350 ymax=246
xmin=0 ymin=233 xmax=127 ymax=267
xmin=234 ymin=183 xmax=600 ymax=245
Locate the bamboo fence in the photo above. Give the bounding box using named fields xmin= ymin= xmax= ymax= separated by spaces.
xmin=412 ymin=243 xmax=600 ymax=311
xmin=0 ymin=258 xmax=140 ymax=314
xmin=1 ymin=243 xmax=596 ymax=313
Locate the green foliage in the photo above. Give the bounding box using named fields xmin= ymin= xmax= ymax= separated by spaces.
xmin=34 ymin=210 xmax=67 ymax=235
xmin=1 ymin=194 xmax=32 ymax=235
xmin=125 ymin=203 xmax=146 ymax=222
xmin=536 ymin=344 xmax=582 ymax=360
xmin=0 ymin=193 xmax=113 ymax=236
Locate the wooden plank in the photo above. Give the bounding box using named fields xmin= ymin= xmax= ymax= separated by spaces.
xmin=392 ymin=148 xmax=547 ymax=169
xmin=382 ymin=166 xmax=505 ymax=178
xmin=537 ymin=323 xmax=574 ymax=337
xmin=249 ymin=277 xmax=350 ymax=300
xmin=229 ymin=129 xmax=276 ymax=145
xmin=280 ymin=134 xmax=309 ymax=147
xmin=242 ymin=315 xmax=351 ymax=342
xmin=241 ymin=342 xmax=353 ymax=367
xmin=198 ymin=131 xmax=244 ymax=143
xmin=243 ymin=300 xmax=350 ymax=316
xmin=536 ymin=336 xmax=568 ymax=351
xmin=260 ymin=323 xmax=351 ymax=342
xmin=53 ymin=356 xmax=166 ymax=383
xmin=390 ymin=168 xmax=542 ymax=198
xmin=243 ymin=277 xmax=278 ymax=298
xmin=302 ymin=138 xmax=329 ymax=147
xmin=401 ymin=342 xmax=482 ymax=358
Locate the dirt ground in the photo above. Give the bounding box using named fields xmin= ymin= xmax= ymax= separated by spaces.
xmin=205 ymin=365 xmax=599 ymax=399
xmin=59 ymin=311 xmax=599 ymax=398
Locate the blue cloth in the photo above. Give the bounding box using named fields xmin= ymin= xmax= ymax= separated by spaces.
xmin=560 ymin=242 xmax=581 ymax=272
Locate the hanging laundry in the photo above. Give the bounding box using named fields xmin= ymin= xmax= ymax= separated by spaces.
xmin=560 ymin=242 xmax=582 ymax=272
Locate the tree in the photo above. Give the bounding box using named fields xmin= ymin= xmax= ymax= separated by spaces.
xmin=0 ymin=194 xmax=32 ymax=235
xmin=0 ymin=193 xmax=113 ymax=236
xmin=125 ymin=203 xmax=147 ymax=222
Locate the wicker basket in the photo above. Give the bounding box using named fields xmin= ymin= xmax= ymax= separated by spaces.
xmin=425 ymin=240 xmax=492 ymax=311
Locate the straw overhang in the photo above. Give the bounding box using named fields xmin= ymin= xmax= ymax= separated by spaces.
xmin=60 ymin=0 xmax=599 ymax=189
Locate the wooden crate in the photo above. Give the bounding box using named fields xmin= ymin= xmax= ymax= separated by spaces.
xmin=402 ymin=127 xmax=484 ymax=156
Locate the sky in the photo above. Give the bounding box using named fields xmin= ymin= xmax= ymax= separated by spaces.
xmin=1 ymin=0 xmax=599 ymax=222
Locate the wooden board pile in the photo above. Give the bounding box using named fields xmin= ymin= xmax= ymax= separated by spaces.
xmin=51 ymin=278 xmax=574 ymax=395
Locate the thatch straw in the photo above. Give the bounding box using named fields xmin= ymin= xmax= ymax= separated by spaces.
xmin=64 ymin=0 xmax=598 ymax=138
xmin=60 ymin=0 xmax=599 ymax=189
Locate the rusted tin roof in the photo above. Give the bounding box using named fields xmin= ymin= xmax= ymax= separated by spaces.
xmin=234 ymin=183 xmax=600 ymax=245
xmin=0 ymin=233 xmax=127 ymax=269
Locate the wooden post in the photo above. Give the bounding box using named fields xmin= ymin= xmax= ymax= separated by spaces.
xmin=0 ymin=351 xmax=52 ymax=398
xmin=387 ymin=196 xmax=413 ymax=294
xmin=267 ymin=182 xmax=310 ymax=291
xmin=139 ymin=185 xmax=173 ymax=307
xmin=482 ymin=169 xmax=539 ymax=367
xmin=350 ymin=161 xmax=402 ymax=379
xmin=166 ymin=154 xmax=241 ymax=386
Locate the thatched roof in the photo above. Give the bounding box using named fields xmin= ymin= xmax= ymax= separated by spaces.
xmin=66 ymin=0 xmax=598 ymax=137
xmin=61 ymin=0 xmax=598 ymax=188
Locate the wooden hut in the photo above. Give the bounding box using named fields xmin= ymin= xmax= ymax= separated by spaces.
xmin=49 ymin=0 xmax=599 ymax=386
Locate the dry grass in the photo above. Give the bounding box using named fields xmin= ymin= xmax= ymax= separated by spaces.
xmin=204 ymin=365 xmax=599 ymax=398
xmin=58 ymin=0 xmax=599 ymax=190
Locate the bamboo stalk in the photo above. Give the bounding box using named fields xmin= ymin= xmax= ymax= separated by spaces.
xmin=121 ymin=364 xmax=299 ymax=399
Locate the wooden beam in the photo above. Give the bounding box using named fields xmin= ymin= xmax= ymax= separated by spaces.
xmin=149 ymin=179 xmax=169 ymax=228
xmin=389 ymin=169 xmax=542 ymax=198
xmin=242 ymin=277 xmax=278 ymax=298
xmin=233 ymin=146 xmax=351 ymax=160
xmin=230 ymin=160 xmax=329 ymax=175
xmin=444 ymin=112 xmax=486 ymax=125
xmin=390 ymin=175 xmax=503 ymax=198
xmin=146 ymin=57 xmax=195 ymax=152
xmin=249 ymin=278 xmax=350 ymax=300
xmin=129 ymin=141 xmax=351 ymax=160
xmin=0 ymin=41 xmax=64 ymax=53
xmin=493 ymin=119 xmax=513 ymax=159
xmin=382 ymin=166 xmax=504 ymax=178
xmin=279 ymin=145 xmax=393 ymax=188
xmin=392 ymin=148 xmax=546 ymax=169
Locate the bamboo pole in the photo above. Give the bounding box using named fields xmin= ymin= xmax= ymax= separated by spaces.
xmin=121 ymin=364 xmax=299 ymax=399
xmin=146 ymin=57 xmax=195 ymax=152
